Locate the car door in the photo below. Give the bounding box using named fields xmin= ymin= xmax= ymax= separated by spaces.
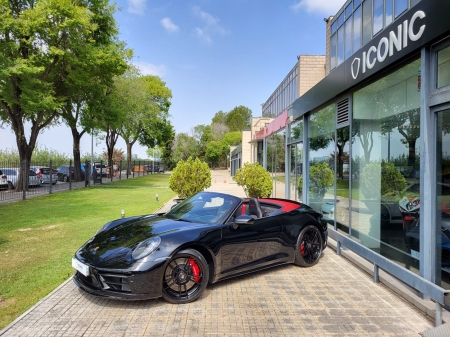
xmin=218 ymin=204 xmax=283 ymax=280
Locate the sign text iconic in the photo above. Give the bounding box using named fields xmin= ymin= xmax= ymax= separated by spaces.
xmin=351 ymin=10 xmax=426 ymax=80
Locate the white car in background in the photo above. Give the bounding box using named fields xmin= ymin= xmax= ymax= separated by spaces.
xmin=0 ymin=169 xmax=8 ymax=190
xmin=0 ymin=168 xmax=41 ymax=189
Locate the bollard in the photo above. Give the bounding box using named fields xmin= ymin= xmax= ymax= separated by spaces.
xmin=156 ymin=193 xmax=158 ymax=201
xmin=121 ymin=209 xmax=125 ymax=219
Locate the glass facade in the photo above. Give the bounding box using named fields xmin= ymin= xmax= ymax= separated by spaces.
xmin=436 ymin=109 xmax=450 ymax=289
xmin=351 ymin=58 xmax=421 ymax=272
xmin=329 ymin=0 xmax=422 ymax=71
xmin=262 ymin=65 xmax=298 ymax=118
xmin=267 ymin=129 xmax=286 ymax=198
xmin=437 ymin=45 xmax=450 ymax=88
xmin=307 ymin=104 xmax=336 ymax=216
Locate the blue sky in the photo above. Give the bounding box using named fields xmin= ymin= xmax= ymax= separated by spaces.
xmin=1 ymin=0 xmax=344 ymax=159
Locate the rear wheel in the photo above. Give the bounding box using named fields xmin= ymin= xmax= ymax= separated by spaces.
xmin=7 ymin=181 xmax=14 ymax=190
xmin=162 ymin=249 xmax=209 ymax=304
xmin=294 ymin=225 xmax=323 ymax=267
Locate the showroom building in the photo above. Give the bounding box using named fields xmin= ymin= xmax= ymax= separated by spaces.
xmin=249 ymin=0 xmax=450 ymax=321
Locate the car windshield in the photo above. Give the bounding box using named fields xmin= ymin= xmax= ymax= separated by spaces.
xmin=165 ymin=192 xmax=239 ymax=224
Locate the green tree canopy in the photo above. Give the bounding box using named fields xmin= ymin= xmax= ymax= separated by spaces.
xmin=0 ymin=0 xmax=130 ymax=189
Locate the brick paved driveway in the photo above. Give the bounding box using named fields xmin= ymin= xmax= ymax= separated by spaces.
xmin=0 ymin=247 xmax=433 ymax=337
xmin=0 ymin=171 xmax=435 ymax=336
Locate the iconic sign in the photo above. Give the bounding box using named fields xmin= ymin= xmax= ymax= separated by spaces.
xmin=351 ymin=10 xmax=426 ymax=80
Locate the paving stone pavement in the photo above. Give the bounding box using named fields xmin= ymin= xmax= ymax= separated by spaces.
xmin=0 ymin=170 xmax=436 ymax=337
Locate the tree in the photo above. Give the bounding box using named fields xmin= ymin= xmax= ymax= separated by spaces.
xmin=0 ymin=0 xmax=130 ymax=189
xmin=205 ymin=141 xmax=227 ymax=168
xmin=171 ymin=133 xmax=198 ymax=163
xmin=111 ymin=68 xmax=172 ymax=173
xmin=211 ymin=110 xmax=227 ymax=125
xmin=225 ymin=106 xmax=252 ymax=132
xmin=210 ymin=123 xmax=229 ymax=140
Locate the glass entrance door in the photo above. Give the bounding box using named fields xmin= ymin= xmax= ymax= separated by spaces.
xmin=289 ymin=143 xmax=303 ymax=201
xmin=436 ymin=108 xmax=450 ymax=289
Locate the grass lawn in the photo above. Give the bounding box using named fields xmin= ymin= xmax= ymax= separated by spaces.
xmin=0 ymin=174 xmax=176 ymax=330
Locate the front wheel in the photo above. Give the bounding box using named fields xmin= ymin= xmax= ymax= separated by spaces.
xmin=162 ymin=249 xmax=209 ymax=304
xmin=63 ymin=175 xmax=68 ymax=182
xmin=294 ymin=224 xmax=323 ymax=267
xmin=7 ymin=181 xmax=14 ymax=190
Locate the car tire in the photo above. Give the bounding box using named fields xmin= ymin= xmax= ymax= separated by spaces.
xmin=162 ymin=249 xmax=209 ymax=304
xmin=294 ymin=224 xmax=323 ymax=267
xmin=63 ymin=175 xmax=68 ymax=182
xmin=7 ymin=181 xmax=14 ymax=190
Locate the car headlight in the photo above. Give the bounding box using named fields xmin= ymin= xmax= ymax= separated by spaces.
xmin=132 ymin=236 xmax=161 ymax=260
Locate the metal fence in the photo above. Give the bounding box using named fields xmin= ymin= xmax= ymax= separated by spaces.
xmin=0 ymin=159 xmax=165 ymax=203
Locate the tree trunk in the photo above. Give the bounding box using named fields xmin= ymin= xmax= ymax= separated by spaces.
xmin=126 ymin=141 xmax=133 ymax=175
xmin=71 ymin=128 xmax=85 ymax=181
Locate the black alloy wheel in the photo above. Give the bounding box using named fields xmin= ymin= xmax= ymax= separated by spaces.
xmin=162 ymin=249 xmax=209 ymax=304
xmin=294 ymin=224 xmax=323 ymax=267
xmin=63 ymin=175 xmax=68 ymax=182
xmin=7 ymin=181 xmax=14 ymax=190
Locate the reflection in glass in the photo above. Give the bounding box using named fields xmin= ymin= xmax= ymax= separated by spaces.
xmin=385 ymin=0 xmax=393 ymax=26
xmin=337 ymin=13 xmax=344 ymax=27
xmin=267 ymin=129 xmax=286 ymax=198
xmin=436 ymin=109 xmax=450 ymax=290
xmin=437 ymin=46 xmax=450 ymax=89
xmin=353 ymin=6 xmax=362 ymax=54
xmin=352 ymin=58 xmax=421 ymax=273
xmin=345 ymin=4 xmax=352 ymax=19
xmin=373 ymin=0 xmax=384 ymax=35
xmin=362 ymin=0 xmax=373 ymax=46
xmin=410 ymin=0 xmax=421 ymax=6
xmin=336 ymin=127 xmax=350 ymax=235
xmin=338 ymin=26 xmax=344 ymax=66
xmin=330 ymin=34 xmax=337 ymax=70
xmin=307 ymin=104 xmax=336 ymax=219
xmin=344 ymin=19 xmax=352 ymax=60
xmin=290 ymin=143 xmax=303 ymax=202
xmin=395 ymin=0 xmax=408 ymax=18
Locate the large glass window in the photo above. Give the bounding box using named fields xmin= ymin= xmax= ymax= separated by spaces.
xmin=362 ymin=0 xmax=372 ymax=46
xmin=436 ymin=109 xmax=450 ymax=290
xmin=290 ymin=143 xmax=303 ymax=202
xmin=395 ymin=0 xmax=408 ymax=18
xmin=337 ymin=26 xmax=345 ymax=66
xmin=344 ymin=18 xmax=353 ymax=60
xmin=352 ymin=59 xmax=421 ymax=272
xmin=307 ymin=104 xmax=336 ymax=216
xmin=373 ymin=0 xmax=384 ymax=35
xmin=385 ymin=0 xmax=393 ymax=27
xmin=336 ymin=126 xmax=351 ymax=234
xmin=437 ymin=45 xmax=450 ymax=89
xmin=353 ymin=6 xmax=362 ymax=54
xmin=330 ymin=33 xmax=337 ymax=70
xmin=267 ymin=129 xmax=286 ymax=198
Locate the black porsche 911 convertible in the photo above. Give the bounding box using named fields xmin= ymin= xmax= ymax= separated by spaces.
xmin=72 ymin=191 xmax=328 ymax=303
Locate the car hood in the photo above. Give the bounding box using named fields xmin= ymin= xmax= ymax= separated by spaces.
xmin=76 ymin=215 xmax=206 ymax=268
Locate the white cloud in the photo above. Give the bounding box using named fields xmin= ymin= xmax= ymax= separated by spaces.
xmin=192 ymin=6 xmax=227 ymax=44
xmin=161 ymin=17 xmax=179 ymax=33
xmin=134 ymin=62 xmax=167 ymax=77
xmin=291 ymin=0 xmax=343 ymax=16
xmin=128 ymin=0 xmax=146 ymax=15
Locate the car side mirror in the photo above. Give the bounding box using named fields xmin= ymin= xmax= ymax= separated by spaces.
xmin=234 ymin=215 xmax=255 ymax=226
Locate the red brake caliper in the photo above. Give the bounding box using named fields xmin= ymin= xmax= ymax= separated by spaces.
xmin=300 ymin=242 xmax=305 ymax=256
xmin=188 ymin=258 xmax=201 ymax=282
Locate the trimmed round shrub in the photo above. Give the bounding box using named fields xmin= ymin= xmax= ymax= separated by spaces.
xmin=169 ymin=157 xmax=211 ymax=199
xmin=232 ymin=162 xmax=272 ymax=198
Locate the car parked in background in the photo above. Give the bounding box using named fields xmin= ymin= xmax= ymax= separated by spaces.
xmin=56 ymin=165 xmax=74 ymax=182
xmin=0 ymin=168 xmax=41 ymax=189
xmin=30 ymin=166 xmax=58 ymax=185
xmin=93 ymin=163 xmax=107 ymax=177
xmin=0 ymin=169 xmax=8 ymax=190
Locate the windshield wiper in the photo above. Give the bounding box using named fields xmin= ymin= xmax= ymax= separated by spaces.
xmin=177 ymin=218 xmax=193 ymax=223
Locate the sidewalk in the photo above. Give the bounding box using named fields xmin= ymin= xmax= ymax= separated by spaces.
xmin=0 ymin=170 xmax=441 ymax=336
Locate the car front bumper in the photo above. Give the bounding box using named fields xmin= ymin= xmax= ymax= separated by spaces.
xmin=72 ymin=260 xmax=167 ymax=300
